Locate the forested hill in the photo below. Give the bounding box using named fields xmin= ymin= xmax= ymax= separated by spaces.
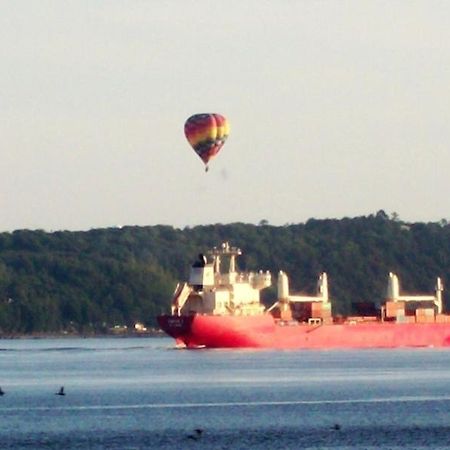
xmin=0 ymin=212 xmax=449 ymax=335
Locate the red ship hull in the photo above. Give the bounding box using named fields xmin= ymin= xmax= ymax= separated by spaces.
xmin=157 ymin=314 xmax=450 ymax=349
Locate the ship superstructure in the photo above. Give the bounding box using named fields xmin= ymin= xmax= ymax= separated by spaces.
xmin=171 ymin=242 xmax=270 ymax=317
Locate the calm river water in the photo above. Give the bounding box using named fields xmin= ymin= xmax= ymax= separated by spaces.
xmin=1 ymin=337 xmax=450 ymax=449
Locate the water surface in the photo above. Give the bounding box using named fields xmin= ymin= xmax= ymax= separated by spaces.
xmin=1 ymin=337 xmax=450 ymax=449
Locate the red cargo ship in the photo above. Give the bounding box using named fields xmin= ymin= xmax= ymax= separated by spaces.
xmin=157 ymin=242 xmax=448 ymax=349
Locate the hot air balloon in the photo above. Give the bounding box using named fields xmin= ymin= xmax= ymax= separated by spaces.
xmin=184 ymin=113 xmax=230 ymax=171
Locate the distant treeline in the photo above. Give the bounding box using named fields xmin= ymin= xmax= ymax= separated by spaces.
xmin=0 ymin=211 xmax=449 ymax=335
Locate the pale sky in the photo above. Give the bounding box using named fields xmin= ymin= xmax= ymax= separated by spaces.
xmin=1 ymin=0 xmax=449 ymax=232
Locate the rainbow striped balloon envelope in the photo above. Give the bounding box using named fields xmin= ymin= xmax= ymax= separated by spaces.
xmin=184 ymin=113 xmax=230 ymax=171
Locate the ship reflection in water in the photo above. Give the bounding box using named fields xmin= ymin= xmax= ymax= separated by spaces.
xmin=158 ymin=242 xmax=447 ymax=349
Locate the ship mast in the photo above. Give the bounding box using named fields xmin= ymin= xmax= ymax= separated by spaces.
xmin=209 ymin=242 xmax=241 ymax=273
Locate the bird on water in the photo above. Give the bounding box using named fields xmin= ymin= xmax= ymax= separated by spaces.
xmin=55 ymin=386 xmax=65 ymax=396
xmin=0 ymin=387 xmax=4 ymax=396
xmin=187 ymin=428 xmax=203 ymax=440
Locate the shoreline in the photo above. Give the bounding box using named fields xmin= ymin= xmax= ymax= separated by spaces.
xmin=0 ymin=330 xmax=166 ymax=339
